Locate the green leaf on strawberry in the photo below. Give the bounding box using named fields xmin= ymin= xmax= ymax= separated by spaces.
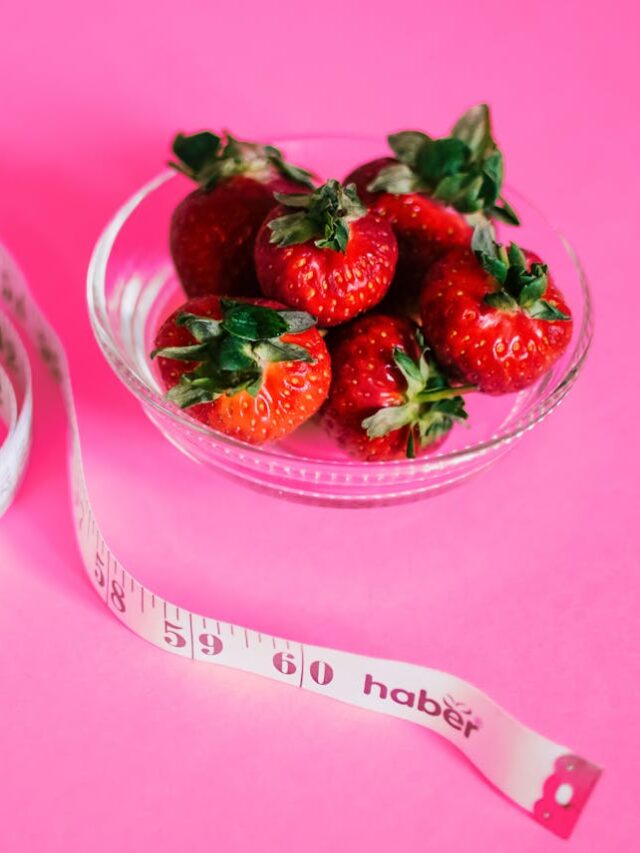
xmin=151 ymin=300 xmax=318 ymax=408
xmin=472 ymin=224 xmax=570 ymax=321
xmin=362 ymin=345 xmax=473 ymax=459
xmin=172 ymin=132 xmax=222 ymax=175
xmin=277 ymin=310 xmax=320 ymax=334
xmin=367 ymin=163 xmax=420 ymax=194
xmin=220 ymin=299 xmax=289 ymax=340
xmin=368 ymin=104 xmax=519 ymax=224
xmin=148 ymin=342 xmax=211 ymax=361
xmin=169 ymin=130 xmax=315 ymax=190
xmin=217 ymin=336 xmax=258 ymax=371
xmin=450 ymin=104 xmax=495 ymax=158
xmin=175 ymin=312 xmax=224 ymax=342
xmin=417 ymin=138 xmax=470 ymax=185
xmin=253 ymin=340 xmax=315 ymax=364
xmin=268 ymin=179 xmax=367 ymax=254
xmin=528 ymin=300 xmax=573 ymax=321
xmin=387 ymin=131 xmax=429 ymax=164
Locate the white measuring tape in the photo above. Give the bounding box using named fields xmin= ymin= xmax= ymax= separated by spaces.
xmin=0 ymin=243 xmax=600 ymax=840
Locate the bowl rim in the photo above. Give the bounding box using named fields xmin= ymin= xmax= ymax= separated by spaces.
xmin=87 ymin=136 xmax=593 ymax=471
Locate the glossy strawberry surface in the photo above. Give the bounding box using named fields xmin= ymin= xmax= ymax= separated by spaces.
xmin=154 ymin=295 xmax=331 ymax=444
xmin=324 ymin=315 xmax=462 ymax=461
xmin=420 ymin=248 xmax=573 ymax=394
xmin=170 ymin=175 xmax=305 ymax=299
xmin=255 ymin=206 xmax=398 ymax=326
xmin=346 ymin=158 xmax=472 ymax=303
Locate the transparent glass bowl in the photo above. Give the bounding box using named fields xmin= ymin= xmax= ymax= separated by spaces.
xmin=87 ymin=136 xmax=593 ymax=507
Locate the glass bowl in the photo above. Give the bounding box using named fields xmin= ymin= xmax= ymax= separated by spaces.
xmin=87 ymin=135 xmax=593 ymax=507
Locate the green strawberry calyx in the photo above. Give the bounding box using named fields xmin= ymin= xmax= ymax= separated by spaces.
xmin=367 ymin=104 xmax=519 ymax=225
xmin=169 ymin=131 xmax=315 ymax=191
xmin=267 ymin=179 xmax=367 ymax=254
xmin=361 ymin=337 xmax=474 ymax=459
xmin=472 ymin=224 xmax=570 ymax=321
xmin=151 ymin=300 xmax=317 ymax=408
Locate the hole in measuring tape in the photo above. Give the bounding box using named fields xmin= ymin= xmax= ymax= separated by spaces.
xmin=555 ymin=783 xmax=573 ymax=807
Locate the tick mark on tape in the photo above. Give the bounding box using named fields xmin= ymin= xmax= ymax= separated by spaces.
xmin=188 ymin=612 xmax=195 ymax=660
xmin=298 ymin=643 xmax=305 ymax=688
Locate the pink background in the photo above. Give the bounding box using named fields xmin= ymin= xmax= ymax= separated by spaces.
xmin=1 ymin=1 xmax=639 ymax=850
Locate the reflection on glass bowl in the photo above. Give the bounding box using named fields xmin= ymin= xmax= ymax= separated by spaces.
xmin=87 ymin=136 xmax=593 ymax=506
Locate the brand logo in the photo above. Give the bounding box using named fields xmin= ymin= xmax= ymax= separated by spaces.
xmin=363 ymin=674 xmax=481 ymax=737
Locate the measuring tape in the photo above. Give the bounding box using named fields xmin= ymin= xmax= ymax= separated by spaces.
xmin=0 ymin=243 xmax=601 ymax=840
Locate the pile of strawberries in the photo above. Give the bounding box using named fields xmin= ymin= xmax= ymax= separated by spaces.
xmin=152 ymin=106 xmax=572 ymax=461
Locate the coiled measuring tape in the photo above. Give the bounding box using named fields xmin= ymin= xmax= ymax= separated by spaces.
xmin=0 ymin=243 xmax=600 ymax=840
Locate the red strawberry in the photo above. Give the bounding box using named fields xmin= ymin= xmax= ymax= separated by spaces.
xmin=151 ymin=296 xmax=331 ymax=444
xmin=324 ymin=315 xmax=472 ymax=461
xmin=169 ymin=131 xmax=315 ymax=299
xmin=254 ymin=180 xmax=398 ymax=326
xmin=345 ymin=105 xmax=519 ymax=307
xmin=420 ymin=225 xmax=573 ymax=394
xmin=346 ymin=156 xmax=471 ymax=272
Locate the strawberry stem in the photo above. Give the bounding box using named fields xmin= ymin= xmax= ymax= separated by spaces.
xmin=472 ymin=224 xmax=570 ymax=322
xmin=415 ymin=384 xmax=476 ymax=403
xmin=361 ymin=342 xmax=472 ymax=454
xmin=152 ymin=301 xmax=317 ymax=408
xmin=169 ymin=130 xmax=315 ymax=191
xmin=268 ymin=180 xmax=366 ymax=253
xmin=367 ymin=104 xmax=519 ymax=224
